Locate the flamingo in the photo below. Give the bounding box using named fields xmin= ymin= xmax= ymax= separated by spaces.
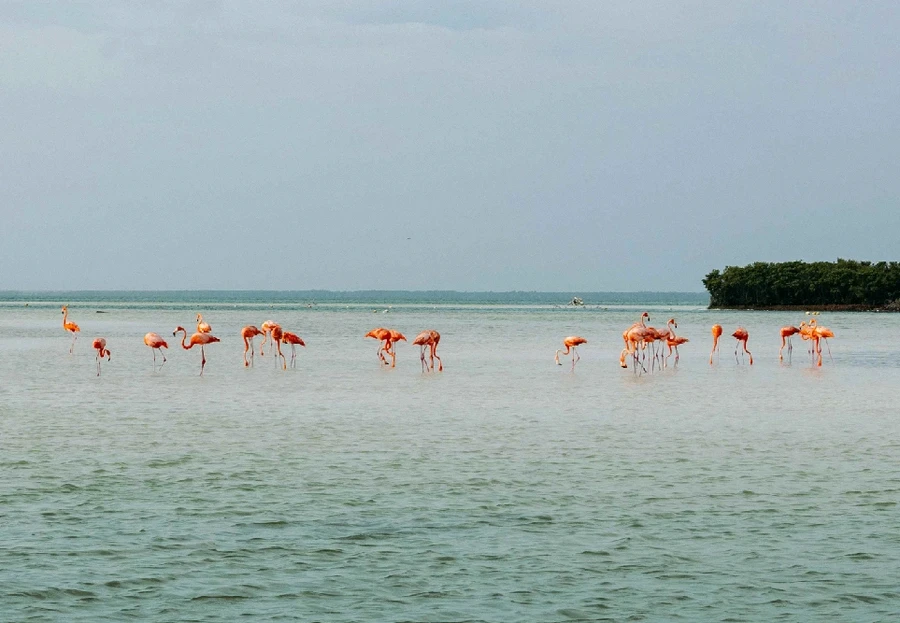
xmin=555 ymin=335 xmax=586 ymax=370
xmin=798 ymin=321 xmax=818 ymax=363
xmin=413 ymin=330 xmax=443 ymax=372
xmin=196 ymin=313 xmax=212 ymax=333
xmin=62 ymin=305 xmax=80 ymax=354
xmin=385 ymin=329 xmax=407 ymax=368
xmin=281 ymin=331 xmax=306 ymax=368
xmin=241 ymin=325 xmax=263 ymax=367
xmin=710 ymin=324 xmax=723 ymax=364
xmin=732 ymin=327 xmax=753 ymax=365
xmin=270 ymin=325 xmax=286 ymax=370
xmin=173 ymin=326 xmax=220 ymax=375
xmin=664 ymin=319 xmax=689 ymax=366
xmin=259 ymin=320 xmax=278 ymax=355
xmin=144 ymin=332 xmax=168 ymax=369
xmin=620 ymin=312 xmax=651 ymax=371
xmin=809 ymin=319 xmax=835 ymax=366
xmin=779 ymin=325 xmax=800 ymax=362
xmin=92 ymin=338 xmax=110 ymax=376
xmin=645 ymin=321 xmax=672 ymax=371
xmin=365 ymin=327 xmax=392 ymax=365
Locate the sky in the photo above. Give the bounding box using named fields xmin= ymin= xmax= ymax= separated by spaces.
xmin=1 ymin=1 xmax=898 ymax=292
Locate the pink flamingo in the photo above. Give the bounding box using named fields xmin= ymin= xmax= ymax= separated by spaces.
xmin=413 ymin=330 xmax=443 ymax=372
xmin=710 ymin=324 xmax=723 ymax=364
xmin=62 ymin=305 xmax=80 ymax=354
xmin=144 ymin=332 xmax=168 ymax=369
xmin=732 ymin=327 xmax=753 ymax=365
xmin=173 ymin=326 xmax=220 ymax=375
xmin=241 ymin=325 xmax=263 ymax=367
xmin=92 ymin=338 xmax=110 ymax=376
xmin=196 ymin=313 xmax=212 ymax=333
xmin=779 ymin=325 xmax=800 ymax=362
xmin=281 ymin=331 xmax=306 ymax=368
xmin=620 ymin=312 xmax=652 ymax=371
xmin=365 ymin=327 xmax=393 ymax=365
xmin=385 ymin=329 xmax=407 ymax=368
xmin=270 ymin=325 xmax=287 ymax=370
xmin=809 ymin=319 xmax=835 ymax=366
xmin=259 ymin=320 xmax=278 ymax=355
xmin=664 ymin=319 xmax=689 ymax=366
xmin=555 ymin=335 xmax=586 ymax=370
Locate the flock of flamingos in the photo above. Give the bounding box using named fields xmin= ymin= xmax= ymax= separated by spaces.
xmin=60 ymin=306 xmax=835 ymax=376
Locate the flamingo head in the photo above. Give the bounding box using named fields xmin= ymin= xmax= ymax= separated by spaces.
xmin=61 ymin=306 xmax=67 ymax=314
xmin=668 ymin=318 xmax=677 ymax=328
xmin=173 ymin=326 xmax=186 ymax=336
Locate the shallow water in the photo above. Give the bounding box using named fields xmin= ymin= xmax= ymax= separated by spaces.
xmin=1 ymin=295 xmax=898 ymax=621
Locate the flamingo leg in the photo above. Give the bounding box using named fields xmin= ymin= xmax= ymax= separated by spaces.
xmin=152 ymin=349 xmax=157 ymax=369
xmin=420 ymin=345 xmax=427 ymax=372
xmin=70 ymin=333 xmax=77 ymax=354
xmin=291 ymin=344 xmax=297 ymax=368
xmin=159 ymin=348 xmax=167 ymax=368
xmin=96 ymin=352 xmax=101 ymax=376
xmin=200 ymin=345 xmax=206 ymax=376
xmin=432 ymin=344 xmax=442 ymax=372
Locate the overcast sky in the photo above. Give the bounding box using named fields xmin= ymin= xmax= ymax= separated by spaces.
xmin=1 ymin=1 xmax=898 ymax=291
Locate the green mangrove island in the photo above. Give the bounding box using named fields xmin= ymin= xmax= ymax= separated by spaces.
xmin=703 ymin=259 xmax=900 ymax=311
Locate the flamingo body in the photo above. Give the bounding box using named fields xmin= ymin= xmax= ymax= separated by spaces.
xmin=413 ymin=329 xmax=442 ymax=372
xmin=555 ymin=335 xmax=586 ymax=369
xmin=144 ymin=332 xmax=169 ymax=369
xmin=92 ymin=337 xmax=111 ymax=376
xmin=281 ymin=331 xmax=306 ymax=368
xmin=62 ymin=305 xmax=80 ymax=353
xmin=196 ymin=313 xmax=212 ymax=333
xmin=173 ymin=326 xmax=220 ymax=375
xmin=732 ymin=327 xmax=753 ymax=365
xmin=241 ymin=325 xmax=263 ymax=367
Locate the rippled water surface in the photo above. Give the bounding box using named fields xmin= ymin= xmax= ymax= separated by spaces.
xmin=1 ymin=294 xmax=898 ymax=621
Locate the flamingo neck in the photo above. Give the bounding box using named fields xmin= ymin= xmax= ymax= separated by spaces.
xmin=177 ymin=329 xmax=192 ymax=350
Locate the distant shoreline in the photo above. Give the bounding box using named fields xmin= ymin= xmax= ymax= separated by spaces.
xmin=709 ymin=303 xmax=900 ymax=312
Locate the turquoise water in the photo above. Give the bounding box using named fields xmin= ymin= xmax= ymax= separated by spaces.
xmin=1 ymin=292 xmax=898 ymax=621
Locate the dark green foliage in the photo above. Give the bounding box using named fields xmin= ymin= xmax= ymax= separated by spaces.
xmin=702 ymin=259 xmax=900 ymax=308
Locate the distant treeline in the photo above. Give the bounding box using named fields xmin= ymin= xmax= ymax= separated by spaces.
xmin=702 ymin=260 xmax=900 ymax=309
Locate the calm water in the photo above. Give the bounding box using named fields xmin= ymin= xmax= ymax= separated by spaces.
xmin=1 ymin=292 xmax=898 ymax=622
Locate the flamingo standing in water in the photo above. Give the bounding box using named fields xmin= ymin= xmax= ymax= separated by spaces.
xmin=732 ymin=327 xmax=753 ymax=365
xmin=196 ymin=313 xmax=212 ymax=333
xmin=620 ymin=312 xmax=652 ymax=371
xmin=779 ymin=325 xmax=800 ymax=362
xmin=62 ymin=306 xmax=80 ymax=354
xmin=241 ymin=325 xmax=263 ymax=367
xmin=365 ymin=327 xmax=392 ymax=365
xmin=92 ymin=337 xmax=110 ymax=376
xmin=270 ymin=325 xmax=287 ymax=370
xmin=365 ymin=328 xmax=405 ymax=367
xmin=259 ymin=320 xmax=278 ymax=355
xmin=810 ymin=319 xmax=835 ymax=367
xmin=386 ymin=329 xmax=407 ymax=368
xmin=413 ymin=330 xmax=443 ymax=372
xmin=710 ymin=324 xmax=723 ymax=364
xmin=664 ymin=319 xmax=689 ymax=366
xmin=281 ymin=331 xmax=306 ymax=368
xmin=144 ymin=332 xmax=168 ymax=370
xmin=173 ymin=326 xmax=220 ymax=375
xmin=555 ymin=335 xmax=586 ymax=370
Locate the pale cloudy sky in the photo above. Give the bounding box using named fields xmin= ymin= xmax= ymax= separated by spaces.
xmin=1 ymin=1 xmax=898 ymax=291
